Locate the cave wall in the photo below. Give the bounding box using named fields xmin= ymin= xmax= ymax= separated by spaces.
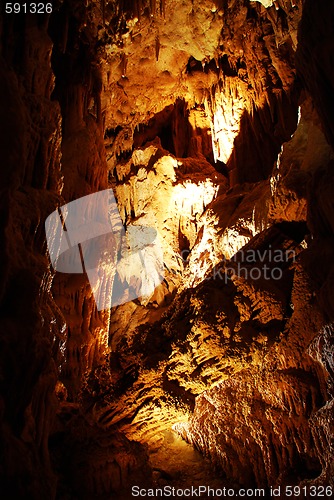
xmin=100 ymin=97 xmax=334 ymax=490
xmin=48 ymin=4 xmax=112 ymax=398
xmin=1 ymin=0 xmax=334 ymax=498
xmin=0 ymin=6 xmax=151 ymax=498
xmin=0 ymin=14 xmax=62 ymax=498
xmin=44 ymin=0 xmax=306 ymax=403
xmin=98 ymin=0 xmax=334 ymax=493
xmin=100 ymin=0 xmax=302 ymax=183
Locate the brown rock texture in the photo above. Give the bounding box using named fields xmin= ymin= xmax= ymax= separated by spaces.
xmin=1 ymin=0 xmax=334 ymax=498
xmin=0 ymin=14 xmax=62 ymax=499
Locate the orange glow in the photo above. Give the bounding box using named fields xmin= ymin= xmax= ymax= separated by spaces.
xmin=206 ymin=101 xmax=244 ymax=164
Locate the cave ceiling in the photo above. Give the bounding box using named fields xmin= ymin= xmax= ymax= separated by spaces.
xmin=1 ymin=0 xmax=334 ymax=498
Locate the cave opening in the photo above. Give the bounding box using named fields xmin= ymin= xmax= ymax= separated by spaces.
xmin=1 ymin=0 xmax=334 ymax=498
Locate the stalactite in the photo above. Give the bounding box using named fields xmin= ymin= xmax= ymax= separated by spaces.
xmin=160 ymin=0 xmax=166 ymax=17
xmin=96 ymin=92 xmax=102 ymax=128
xmin=121 ymin=53 xmax=127 ymax=77
xmin=61 ymin=11 xmax=69 ymax=54
xmin=101 ymin=0 xmax=105 ymax=24
xmin=155 ymin=34 xmax=160 ymax=61
xmin=132 ymin=0 xmax=139 ymax=19
xmin=150 ymin=0 xmax=156 ymax=16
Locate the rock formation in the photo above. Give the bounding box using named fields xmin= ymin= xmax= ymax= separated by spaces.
xmin=0 ymin=0 xmax=333 ymax=498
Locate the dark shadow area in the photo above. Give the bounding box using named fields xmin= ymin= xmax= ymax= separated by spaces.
xmin=227 ymin=86 xmax=300 ymax=184
xmin=133 ymin=98 xmax=192 ymax=158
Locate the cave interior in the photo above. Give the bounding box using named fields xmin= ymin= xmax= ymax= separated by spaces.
xmin=1 ymin=0 xmax=334 ymax=498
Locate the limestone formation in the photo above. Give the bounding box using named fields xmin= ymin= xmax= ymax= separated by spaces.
xmin=0 ymin=0 xmax=333 ymax=498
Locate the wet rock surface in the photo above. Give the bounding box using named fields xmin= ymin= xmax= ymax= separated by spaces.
xmin=0 ymin=0 xmax=334 ymax=498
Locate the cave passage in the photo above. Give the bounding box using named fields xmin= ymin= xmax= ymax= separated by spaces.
xmin=1 ymin=0 xmax=334 ymax=498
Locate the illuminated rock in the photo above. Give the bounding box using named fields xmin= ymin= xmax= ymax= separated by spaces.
xmin=1 ymin=0 xmax=333 ymax=497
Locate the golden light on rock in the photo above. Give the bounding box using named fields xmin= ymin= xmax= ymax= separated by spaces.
xmin=1 ymin=0 xmax=334 ymax=498
xmin=209 ymin=102 xmax=244 ymax=164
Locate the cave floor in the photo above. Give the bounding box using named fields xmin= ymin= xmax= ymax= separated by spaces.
xmin=117 ymin=427 xmax=229 ymax=499
xmin=149 ymin=429 xmax=226 ymax=488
